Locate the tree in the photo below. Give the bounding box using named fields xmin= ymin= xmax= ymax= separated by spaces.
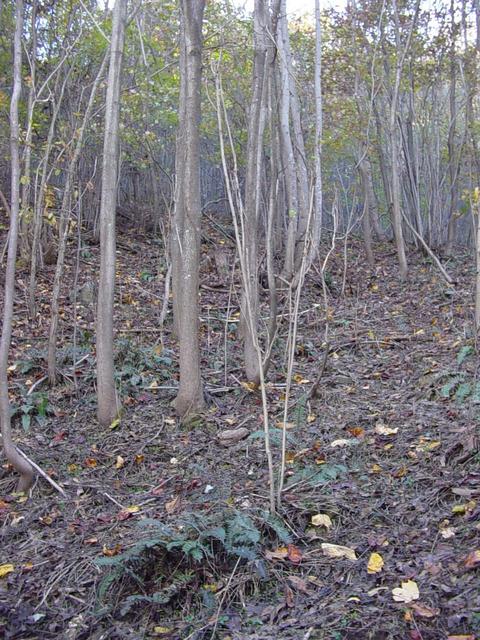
xmin=0 ymin=0 xmax=34 ymax=491
xmin=172 ymin=0 xmax=206 ymax=417
xmin=96 ymin=0 xmax=127 ymax=426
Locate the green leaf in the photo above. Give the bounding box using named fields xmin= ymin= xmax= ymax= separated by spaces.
xmin=457 ymin=345 xmax=474 ymax=365
xmin=455 ymin=382 xmax=472 ymax=402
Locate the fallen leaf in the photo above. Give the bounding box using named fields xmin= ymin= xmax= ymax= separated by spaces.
xmin=217 ymin=427 xmax=249 ymax=445
xmin=103 ymin=544 xmax=122 ymax=557
xmin=392 ymin=580 xmax=420 ymax=603
xmin=452 ymin=501 xmax=476 ymax=515
xmin=153 ymin=628 xmax=172 ymax=636
xmin=288 ymin=575 xmax=311 ymax=593
xmin=330 ymin=438 xmax=353 ymax=448
xmin=367 ymin=552 xmax=384 ymax=574
xmin=293 ymin=374 xmax=310 ymax=384
xmin=464 ymin=549 xmax=480 ymax=569
xmin=321 ymin=543 xmax=357 ymax=561
xmin=347 ymin=426 xmax=365 ymax=438
xmin=115 ymin=455 xmax=125 ymax=469
xmin=375 ymin=423 xmax=398 ymax=436
xmin=165 ymin=496 xmax=181 ymax=514
xmin=440 ymin=526 xmax=456 ymax=539
xmin=311 ymin=513 xmax=332 ymax=529
xmin=84 ymin=458 xmax=98 ymax=468
xmin=265 ymin=546 xmax=289 ymax=561
xmin=134 ymin=454 xmax=145 ymax=464
xmin=287 ymin=544 xmax=303 ymax=564
xmin=0 ymin=564 xmax=14 ymax=578
xmin=109 ymin=418 xmax=121 ymax=430
xmin=370 ymin=464 xmax=383 ymax=473
xmin=410 ymin=602 xmax=439 ymax=618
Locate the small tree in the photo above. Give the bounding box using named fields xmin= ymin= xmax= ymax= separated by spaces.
xmin=96 ymin=0 xmax=127 ymax=426
xmin=0 ymin=0 xmax=34 ymax=491
xmin=172 ymin=0 xmax=206 ymax=417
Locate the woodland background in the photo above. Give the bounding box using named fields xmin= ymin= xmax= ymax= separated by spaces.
xmin=0 ymin=0 xmax=480 ymax=639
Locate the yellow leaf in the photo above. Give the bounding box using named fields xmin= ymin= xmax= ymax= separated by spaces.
xmin=149 ymin=380 xmax=159 ymax=389
xmin=293 ymin=374 xmax=310 ymax=384
xmin=311 ymin=514 xmax=332 ymax=529
xmin=367 ymin=552 xmax=384 ymax=574
xmin=0 ymin=564 xmax=14 ymax=578
xmin=307 ymin=414 xmax=316 ymax=423
xmin=452 ymin=501 xmax=476 ymax=515
xmin=392 ymin=580 xmax=419 ymax=603
xmin=109 ymin=417 xmax=121 ymax=430
xmin=375 ymin=423 xmax=398 ymax=436
xmin=321 ymin=543 xmax=357 ymax=561
xmin=126 ymin=505 xmax=140 ymax=513
xmin=153 ymin=626 xmax=172 ymax=635
xmin=370 ymin=464 xmax=382 ymax=473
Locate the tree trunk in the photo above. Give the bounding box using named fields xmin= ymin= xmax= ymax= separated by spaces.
xmin=173 ymin=0 xmax=206 ymax=417
xmin=445 ymin=0 xmax=458 ymax=256
xmin=96 ymin=0 xmax=127 ymax=426
xmin=311 ymin=0 xmax=323 ymax=261
xmin=47 ymin=50 xmax=109 ymax=384
xmin=0 ymin=0 xmax=34 ymax=492
xmin=241 ymin=0 xmax=270 ymax=384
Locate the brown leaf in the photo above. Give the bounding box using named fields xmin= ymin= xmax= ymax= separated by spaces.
xmin=265 ymin=546 xmax=289 ymax=561
xmin=103 ymin=544 xmax=122 ymax=557
xmin=287 ymin=544 xmax=303 ymax=564
xmin=410 ymin=602 xmax=439 ymax=618
xmin=321 ymin=543 xmax=357 ymax=561
xmin=165 ymin=496 xmax=181 ymax=514
xmin=217 ymin=427 xmax=249 ymax=445
xmin=288 ymin=575 xmax=311 ymax=593
xmin=464 ymin=549 xmax=480 ymax=569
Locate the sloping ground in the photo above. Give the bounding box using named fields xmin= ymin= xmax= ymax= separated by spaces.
xmin=0 ymin=230 xmax=479 ymax=640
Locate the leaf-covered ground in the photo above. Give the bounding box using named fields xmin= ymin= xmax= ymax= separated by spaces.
xmin=1 ymin=228 xmax=479 ymax=640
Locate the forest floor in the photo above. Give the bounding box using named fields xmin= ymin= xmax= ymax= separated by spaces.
xmin=0 ymin=225 xmax=480 ymax=640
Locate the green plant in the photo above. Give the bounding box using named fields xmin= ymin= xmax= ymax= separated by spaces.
xmin=114 ymin=338 xmax=175 ymax=393
xmin=435 ymin=344 xmax=480 ymax=404
xmin=94 ymin=509 xmax=292 ymax=615
xmin=13 ymin=391 xmax=54 ymax=430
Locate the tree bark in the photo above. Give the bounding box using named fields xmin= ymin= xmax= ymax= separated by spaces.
xmin=96 ymin=0 xmax=127 ymax=426
xmin=240 ymin=0 xmax=270 ymax=384
xmin=173 ymin=0 xmax=206 ymax=417
xmin=0 ymin=0 xmax=35 ymax=492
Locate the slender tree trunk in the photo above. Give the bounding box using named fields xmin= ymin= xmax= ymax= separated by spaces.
xmin=173 ymin=0 xmax=206 ymax=417
xmin=48 ymin=50 xmax=109 ymax=384
xmin=277 ymin=0 xmax=298 ymax=279
xmin=96 ymin=0 xmax=127 ymax=426
xmin=0 ymin=0 xmax=34 ymax=492
xmin=388 ymin=0 xmax=420 ymax=279
xmin=359 ymin=159 xmax=375 ymax=267
xmin=311 ymin=0 xmax=323 ymax=262
xmin=241 ymin=0 xmax=270 ymax=384
xmin=19 ymin=0 xmax=37 ymax=259
xmin=28 ymin=69 xmax=69 ymax=317
xmin=446 ymin=0 xmax=458 ymax=256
